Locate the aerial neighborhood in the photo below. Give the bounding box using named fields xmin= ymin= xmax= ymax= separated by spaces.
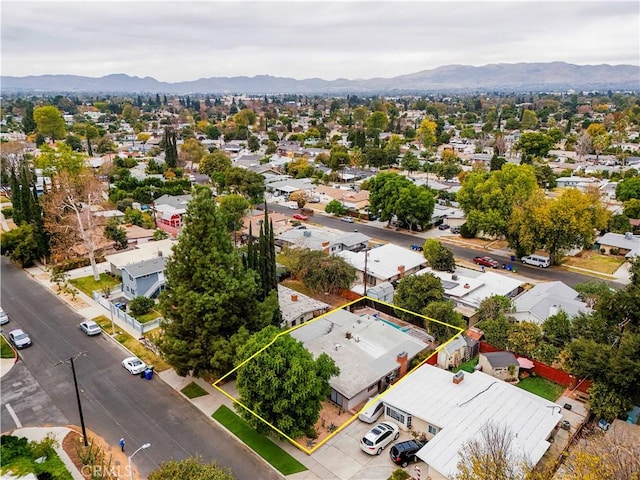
xmin=1 ymin=86 xmax=640 ymax=479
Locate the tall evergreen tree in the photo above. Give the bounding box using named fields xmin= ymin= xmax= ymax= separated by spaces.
xmin=9 ymin=169 xmax=23 ymax=225
xmin=158 ymin=187 xmax=276 ymax=377
xmin=21 ymin=103 xmax=36 ymax=134
xmin=163 ymin=126 xmax=178 ymax=169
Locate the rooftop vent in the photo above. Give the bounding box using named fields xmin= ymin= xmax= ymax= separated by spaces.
xmin=453 ymin=370 xmax=465 ymax=384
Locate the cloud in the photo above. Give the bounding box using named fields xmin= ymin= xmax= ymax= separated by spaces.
xmin=2 ymin=1 xmax=638 ymax=81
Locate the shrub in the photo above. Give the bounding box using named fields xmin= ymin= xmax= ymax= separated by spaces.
xmin=129 ymin=296 xmax=155 ymax=316
xmin=459 ymin=222 xmax=476 ymax=239
xmin=1 ymin=206 xmax=13 ymax=218
xmin=610 ymin=247 xmax=619 ymax=256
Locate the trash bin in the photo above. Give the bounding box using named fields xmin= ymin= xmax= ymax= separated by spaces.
xmin=510 ymin=255 xmax=516 ymax=261
xmin=140 ymin=370 xmax=146 ymax=379
xmin=507 ymin=264 xmax=513 ymax=271
xmin=144 ymin=367 xmax=154 ymax=380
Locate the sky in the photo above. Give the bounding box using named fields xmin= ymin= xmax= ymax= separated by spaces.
xmin=2 ymin=0 xmax=639 ymax=82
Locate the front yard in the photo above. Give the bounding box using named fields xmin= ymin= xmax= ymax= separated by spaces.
xmin=212 ymin=405 xmax=307 ymax=476
xmin=562 ymin=250 xmax=625 ymax=275
xmin=69 ymin=274 xmax=120 ymax=297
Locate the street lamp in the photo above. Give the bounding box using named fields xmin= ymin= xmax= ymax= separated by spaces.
xmin=128 ymin=442 xmax=151 ymax=480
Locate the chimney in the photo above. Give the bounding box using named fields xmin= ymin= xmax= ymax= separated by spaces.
xmin=291 ymin=294 xmax=298 ymax=302
xmin=453 ymin=370 xmax=465 ymax=384
xmin=396 ymin=351 xmax=408 ymax=378
xmin=346 ymin=331 xmax=352 ymax=339
xmin=322 ymin=241 xmax=330 ymax=247
xmin=397 ymin=265 xmax=405 ymax=278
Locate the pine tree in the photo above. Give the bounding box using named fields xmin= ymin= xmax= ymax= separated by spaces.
xmin=22 ymin=103 xmax=36 ymax=134
xmin=163 ymin=126 xmax=178 ymax=169
xmin=9 ymin=168 xmax=23 ymax=225
xmin=158 ymin=187 xmax=274 ymax=377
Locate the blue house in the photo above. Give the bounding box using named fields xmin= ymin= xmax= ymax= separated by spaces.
xmin=121 ymin=257 xmax=168 ymax=300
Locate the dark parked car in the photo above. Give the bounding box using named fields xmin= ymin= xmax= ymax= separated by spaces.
xmin=389 ymin=439 xmax=425 ymax=467
xmin=472 ymin=256 xmax=500 ymax=268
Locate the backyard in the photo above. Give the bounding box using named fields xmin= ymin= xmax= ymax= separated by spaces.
xmin=517 ymin=376 xmax=565 ymax=401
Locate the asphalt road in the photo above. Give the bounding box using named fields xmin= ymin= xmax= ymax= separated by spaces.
xmin=0 ymin=257 xmax=281 ymax=480
xmin=267 ymin=202 xmax=623 ymax=288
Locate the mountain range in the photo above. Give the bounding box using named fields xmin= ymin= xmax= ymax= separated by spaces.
xmin=2 ymin=62 xmax=639 ymax=94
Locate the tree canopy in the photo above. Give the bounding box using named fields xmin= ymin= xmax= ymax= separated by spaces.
xmin=158 ymin=187 xmax=276 ymax=377
xmin=33 ymin=105 xmax=66 ymax=140
xmin=235 ymin=326 xmax=339 ymax=438
xmin=148 ymin=457 xmax=234 ymax=480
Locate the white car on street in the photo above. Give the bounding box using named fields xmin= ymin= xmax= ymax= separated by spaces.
xmin=80 ymin=320 xmax=102 ymax=336
xmin=0 ymin=308 xmax=9 ymax=325
xmin=122 ymin=356 xmax=147 ymax=375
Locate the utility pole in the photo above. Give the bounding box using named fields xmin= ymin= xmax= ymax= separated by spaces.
xmin=55 ymin=352 xmax=88 ymax=446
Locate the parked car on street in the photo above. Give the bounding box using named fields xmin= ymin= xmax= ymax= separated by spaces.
xmin=122 ymin=356 xmax=147 ymax=375
xmin=521 ymin=254 xmax=551 ymax=268
xmin=79 ymin=320 xmax=102 ymax=336
xmin=472 ymin=256 xmax=500 ymax=268
xmin=0 ymin=308 xmax=9 ymax=325
xmin=292 ymin=213 xmax=308 ymax=221
xmin=341 ymin=216 xmax=355 ymax=223
xmin=8 ymin=328 xmax=32 ymax=349
xmin=450 ymin=226 xmax=461 ymax=234
xmin=360 ymin=421 xmax=399 ymax=455
xmin=389 ymin=439 xmax=425 ymax=467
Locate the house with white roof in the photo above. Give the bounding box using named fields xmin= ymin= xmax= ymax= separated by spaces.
xmin=416 ymin=266 xmax=524 ymax=325
xmin=337 ymin=244 xmax=428 ymax=289
xmin=381 ymin=365 xmax=563 ymax=479
xmin=597 ymin=232 xmax=640 ymax=258
xmin=152 ymin=194 xmax=192 ymax=235
xmin=104 ymin=238 xmax=176 ymax=276
xmin=276 ymin=226 xmax=370 ymax=254
xmin=513 ymin=281 xmax=591 ymax=324
xmin=290 ymin=308 xmax=428 ymax=410
xmin=278 ymin=285 xmax=330 ymax=329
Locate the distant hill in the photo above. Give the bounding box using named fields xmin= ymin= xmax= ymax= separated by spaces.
xmin=2 ymin=62 xmax=639 ymax=94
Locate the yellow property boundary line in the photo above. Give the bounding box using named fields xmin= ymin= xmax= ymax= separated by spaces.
xmin=212 ymin=296 xmax=464 ymax=454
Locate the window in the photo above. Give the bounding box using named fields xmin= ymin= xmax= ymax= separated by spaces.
xmin=428 ymin=425 xmax=438 ymax=435
xmin=367 ymin=384 xmax=377 ymax=392
xmin=386 ymin=406 xmax=406 ymax=424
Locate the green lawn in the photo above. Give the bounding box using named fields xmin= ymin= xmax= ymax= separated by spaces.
xmin=1 ymin=335 xmax=15 ymax=359
xmin=453 ymin=357 xmax=478 ymax=373
xmin=212 ymin=405 xmax=307 ymax=476
xmin=134 ymin=310 xmax=162 ymax=323
xmin=517 ymin=376 xmax=565 ymax=401
xmin=181 ymin=382 xmax=209 ymax=399
xmin=69 ymin=274 xmax=120 ymax=297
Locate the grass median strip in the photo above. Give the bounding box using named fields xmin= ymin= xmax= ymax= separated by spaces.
xmin=212 ymin=405 xmax=307 ymax=475
xmin=181 ymin=382 xmax=208 ymax=399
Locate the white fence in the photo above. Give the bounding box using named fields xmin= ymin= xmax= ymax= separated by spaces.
xmin=93 ymin=292 xmax=161 ymax=334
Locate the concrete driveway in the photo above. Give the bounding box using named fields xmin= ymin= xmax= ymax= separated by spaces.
xmin=299 ymin=420 xmax=419 ymax=480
